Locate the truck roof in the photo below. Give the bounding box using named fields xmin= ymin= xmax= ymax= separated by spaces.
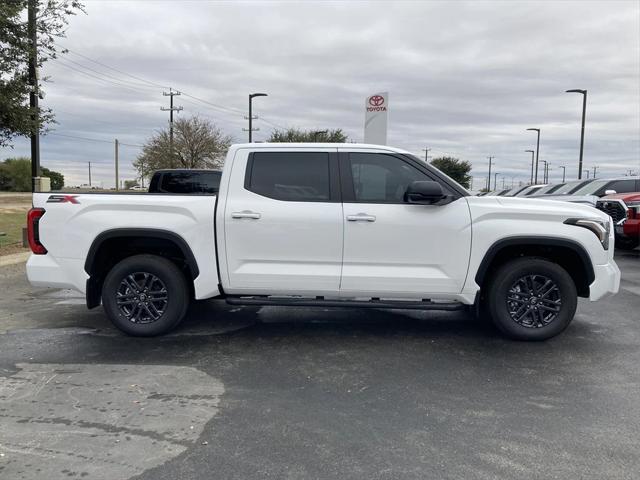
xmin=229 ymin=143 xmax=413 ymax=155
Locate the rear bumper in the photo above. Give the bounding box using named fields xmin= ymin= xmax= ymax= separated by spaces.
xmin=26 ymin=254 xmax=87 ymax=293
xmin=589 ymin=260 xmax=620 ymax=301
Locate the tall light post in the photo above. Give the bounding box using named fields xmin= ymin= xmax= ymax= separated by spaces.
xmin=559 ymin=165 xmax=566 ymax=182
xmin=541 ymin=160 xmax=548 ymax=183
xmin=566 ymin=89 xmax=587 ymax=179
xmin=583 ymin=169 xmax=590 ymax=179
xmin=525 ymin=150 xmax=535 ymax=184
xmin=247 ymin=93 xmax=268 ymax=142
xmin=494 ymin=172 xmax=500 ymax=190
xmin=527 ymin=128 xmax=541 ymax=184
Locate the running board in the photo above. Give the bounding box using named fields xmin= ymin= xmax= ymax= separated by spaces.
xmin=225 ymin=296 xmax=466 ymax=311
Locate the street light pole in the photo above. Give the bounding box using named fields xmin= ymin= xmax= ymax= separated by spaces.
xmin=247 ymin=93 xmax=268 ymax=142
xmin=494 ymin=172 xmax=499 ymax=190
xmin=527 ymin=128 xmax=541 ymax=184
xmin=566 ymin=89 xmax=587 ymax=180
xmin=525 ymin=150 xmax=535 ymax=184
xmin=560 ymin=165 xmax=566 ymax=183
xmin=486 ymin=156 xmax=494 ymax=191
xmin=583 ymin=169 xmax=590 ymax=179
xmin=541 ymin=160 xmax=548 ymax=183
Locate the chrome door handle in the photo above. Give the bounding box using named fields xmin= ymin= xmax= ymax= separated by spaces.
xmin=231 ymin=211 xmax=261 ymax=219
xmin=346 ymin=213 xmax=376 ymax=222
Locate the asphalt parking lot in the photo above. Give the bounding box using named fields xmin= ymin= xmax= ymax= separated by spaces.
xmin=0 ymin=250 xmax=639 ymax=480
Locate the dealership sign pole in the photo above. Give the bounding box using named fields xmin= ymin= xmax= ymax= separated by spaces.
xmin=364 ymin=92 xmax=389 ymax=145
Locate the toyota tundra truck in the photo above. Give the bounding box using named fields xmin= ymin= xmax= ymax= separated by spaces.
xmin=596 ymin=192 xmax=640 ymax=250
xmin=26 ymin=143 xmax=621 ymax=340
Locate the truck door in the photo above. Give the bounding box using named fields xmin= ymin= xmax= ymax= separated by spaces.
xmin=339 ymin=150 xmax=472 ymax=298
xmin=222 ymin=148 xmax=343 ymax=295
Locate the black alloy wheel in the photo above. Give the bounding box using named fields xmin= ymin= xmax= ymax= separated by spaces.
xmin=506 ymin=274 xmax=562 ymax=328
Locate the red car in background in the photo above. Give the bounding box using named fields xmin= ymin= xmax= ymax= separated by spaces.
xmin=596 ymin=192 xmax=640 ymax=250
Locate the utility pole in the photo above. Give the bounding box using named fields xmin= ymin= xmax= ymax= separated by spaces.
xmin=28 ymin=0 xmax=41 ymax=192
xmin=88 ymin=162 xmax=92 ymax=187
xmin=560 ymin=165 xmax=566 ymax=182
xmin=486 ymin=156 xmax=494 ymax=190
xmin=161 ymin=88 xmax=183 ymax=168
xmin=115 ymin=139 xmax=119 ymax=191
xmin=494 ymin=172 xmax=499 ymax=190
xmin=422 ymin=148 xmax=431 ymax=163
xmin=245 ymin=93 xmax=268 ymax=142
xmin=501 ymin=177 xmax=506 ymax=189
xmin=592 ymin=165 xmax=598 ymax=178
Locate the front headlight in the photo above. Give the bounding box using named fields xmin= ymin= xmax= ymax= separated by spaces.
xmin=564 ymin=217 xmax=610 ymax=250
xmin=625 ymin=200 xmax=640 ymax=218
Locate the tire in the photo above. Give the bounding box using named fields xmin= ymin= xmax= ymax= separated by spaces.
xmin=486 ymin=258 xmax=577 ymax=341
xmin=102 ymin=254 xmax=190 ymax=336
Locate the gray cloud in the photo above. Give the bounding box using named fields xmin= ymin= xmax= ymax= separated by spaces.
xmin=2 ymin=0 xmax=638 ymax=188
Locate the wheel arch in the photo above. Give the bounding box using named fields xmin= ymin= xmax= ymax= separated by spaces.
xmin=84 ymin=228 xmax=199 ymax=308
xmin=474 ymin=237 xmax=595 ymax=298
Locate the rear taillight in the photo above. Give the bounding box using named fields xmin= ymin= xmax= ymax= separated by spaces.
xmin=27 ymin=208 xmax=47 ymax=255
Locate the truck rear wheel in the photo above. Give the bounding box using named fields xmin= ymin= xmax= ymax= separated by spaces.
xmin=102 ymin=254 xmax=189 ymax=336
xmin=487 ymin=258 xmax=577 ymax=341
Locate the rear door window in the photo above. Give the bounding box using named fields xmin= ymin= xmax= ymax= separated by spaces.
xmin=246 ymin=152 xmax=331 ymax=202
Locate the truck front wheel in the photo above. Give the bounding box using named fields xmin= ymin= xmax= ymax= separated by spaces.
xmin=102 ymin=254 xmax=189 ymax=336
xmin=487 ymin=258 xmax=577 ymax=341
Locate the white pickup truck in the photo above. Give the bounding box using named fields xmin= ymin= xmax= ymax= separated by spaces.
xmin=26 ymin=143 xmax=620 ymax=340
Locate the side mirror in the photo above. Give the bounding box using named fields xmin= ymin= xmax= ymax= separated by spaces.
xmin=404 ymin=181 xmax=445 ymax=205
xmin=604 ymin=189 xmax=616 ymax=195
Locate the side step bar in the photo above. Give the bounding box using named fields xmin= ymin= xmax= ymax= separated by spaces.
xmin=225 ymin=296 xmax=466 ymax=311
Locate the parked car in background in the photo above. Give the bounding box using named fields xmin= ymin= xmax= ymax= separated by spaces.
xmin=540 ymin=177 xmax=640 ymax=206
xmin=502 ymin=185 xmax=531 ymax=197
xmin=535 ymin=179 xmax=594 ymax=197
xmin=483 ymin=188 xmax=511 ymax=196
xmin=148 ymin=169 xmax=222 ymax=195
xmin=530 ymin=183 xmax=566 ymax=196
xmin=596 ymin=192 xmax=640 ymax=250
xmin=516 ymin=184 xmax=547 ymax=196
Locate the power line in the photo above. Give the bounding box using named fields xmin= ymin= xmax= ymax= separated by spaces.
xmin=53 ymin=58 xmax=158 ymax=94
xmin=58 ymin=46 xmax=259 ymax=120
xmin=60 ymin=44 xmax=169 ymax=89
xmin=48 ymin=132 xmax=143 ymax=147
xmin=53 ymin=55 xmax=160 ymax=90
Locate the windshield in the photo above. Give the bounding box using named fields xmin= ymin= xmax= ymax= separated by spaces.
xmin=532 ymin=183 xmax=565 ymax=195
xmin=503 ymin=185 xmax=530 ymax=196
xmin=572 ymin=179 xmax=609 ymax=195
xmin=551 ymin=179 xmax=593 ymax=194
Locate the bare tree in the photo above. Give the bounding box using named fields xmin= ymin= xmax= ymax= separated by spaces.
xmin=134 ymin=116 xmax=232 ymax=179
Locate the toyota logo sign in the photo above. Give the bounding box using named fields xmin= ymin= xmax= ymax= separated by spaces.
xmin=369 ymin=95 xmax=385 ymax=107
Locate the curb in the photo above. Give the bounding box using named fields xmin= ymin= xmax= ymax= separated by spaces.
xmin=0 ymin=252 xmax=30 ymax=267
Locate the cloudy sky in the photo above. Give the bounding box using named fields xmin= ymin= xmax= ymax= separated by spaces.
xmin=2 ymin=0 xmax=639 ymax=189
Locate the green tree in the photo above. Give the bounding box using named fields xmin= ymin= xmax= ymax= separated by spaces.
xmin=267 ymin=128 xmax=348 ymax=143
xmin=124 ymin=179 xmax=139 ymax=190
xmin=41 ymin=166 xmax=64 ymax=190
xmin=430 ymin=156 xmax=472 ymax=189
xmin=133 ymin=116 xmax=233 ymax=179
xmin=0 ymin=0 xmax=84 ymax=147
xmin=0 ymin=157 xmax=64 ymax=191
